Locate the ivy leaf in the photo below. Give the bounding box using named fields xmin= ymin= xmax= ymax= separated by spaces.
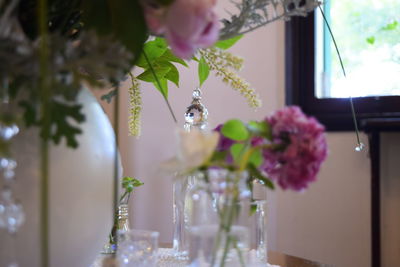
xmin=248 ymin=163 xmax=274 ymax=190
xmin=137 ymin=66 xmax=171 ymax=83
xmin=153 ymin=78 xmax=168 ymax=99
xmin=122 ymin=176 xmax=144 ymax=193
xmin=366 ymin=36 xmax=375 ymax=45
xmin=247 ymin=121 xmax=272 ymax=140
xmin=198 ymin=56 xmax=210 ymax=86
xmin=214 ymin=35 xmax=243 ymax=50
xmin=221 ymin=119 xmax=249 ymax=141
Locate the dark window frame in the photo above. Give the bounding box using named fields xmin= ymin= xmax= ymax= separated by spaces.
xmin=285 ymin=12 xmax=400 ymax=131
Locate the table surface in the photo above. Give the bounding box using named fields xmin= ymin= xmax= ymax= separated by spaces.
xmin=94 ymin=249 xmax=333 ymax=267
xmin=268 ymin=251 xmax=333 ymax=267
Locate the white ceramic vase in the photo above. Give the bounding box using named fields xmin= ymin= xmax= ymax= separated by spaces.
xmin=0 ymin=88 xmax=119 ymax=267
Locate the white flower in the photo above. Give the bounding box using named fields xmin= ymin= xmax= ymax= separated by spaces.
xmin=160 ymin=128 xmax=219 ymax=174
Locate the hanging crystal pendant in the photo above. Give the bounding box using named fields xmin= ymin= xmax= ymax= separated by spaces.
xmin=173 ymin=88 xmax=209 ymax=258
xmin=184 ymin=88 xmax=208 ymax=132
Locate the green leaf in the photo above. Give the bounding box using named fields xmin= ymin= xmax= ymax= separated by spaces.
xmin=230 ymin=144 xmax=262 ymax=167
xmin=381 ymin=20 xmax=398 ymax=31
xmin=164 ymin=63 xmax=180 ymax=87
xmin=221 ymin=119 xmax=249 ymax=141
xmin=247 ymin=121 xmax=272 ymax=140
xmin=248 ymin=164 xmax=275 ymax=190
xmin=153 ymin=78 xmax=169 ymax=99
xmin=101 ymin=88 xmax=118 ymax=104
xmin=136 ymin=39 xmax=169 ymax=68
xmin=366 ymin=36 xmax=375 ymax=45
xmin=48 ymin=101 xmax=86 ymax=148
xmin=137 ymin=66 xmax=171 ymax=83
xmin=122 ymin=177 xmax=144 ymax=193
xmin=250 ymin=203 xmax=257 ymax=216
xmin=214 ymin=35 xmax=243 ymax=50
xmin=159 ymin=49 xmax=188 ymax=67
xmin=230 ymin=143 xmax=245 ymax=165
xmin=198 ymin=57 xmax=210 ymax=86
xmin=211 ymin=151 xmax=228 ymax=162
xmin=82 ymin=0 xmax=148 ymax=64
xmin=249 ymin=148 xmax=262 ymax=167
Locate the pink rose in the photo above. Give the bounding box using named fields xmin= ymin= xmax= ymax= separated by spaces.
xmin=144 ymin=0 xmax=220 ymax=59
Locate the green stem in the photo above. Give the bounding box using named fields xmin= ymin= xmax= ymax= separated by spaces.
xmin=142 ymin=51 xmax=177 ymax=124
xmin=220 ymin=197 xmax=237 ymax=267
xmin=38 ymin=0 xmax=50 ymax=266
xmin=232 ymin=236 xmax=246 ymax=267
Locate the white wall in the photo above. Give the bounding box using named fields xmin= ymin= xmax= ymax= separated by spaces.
xmin=97 ymin=15 xmax=374 ymax=267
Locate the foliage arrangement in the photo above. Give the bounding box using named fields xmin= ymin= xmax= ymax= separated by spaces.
xmin=164 ymin=106 xmax=328 ymax=265
xmin=0 ymin=0 xmax=321 ymax=150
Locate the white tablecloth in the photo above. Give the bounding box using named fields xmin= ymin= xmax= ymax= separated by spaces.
xmin=91 ymin=248 xmax=280 ymax=267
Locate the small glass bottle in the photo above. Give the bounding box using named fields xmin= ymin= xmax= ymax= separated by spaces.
xmin=102 ymin=204 xmax=131 ymax=254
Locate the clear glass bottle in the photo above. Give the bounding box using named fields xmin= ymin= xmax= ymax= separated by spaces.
xmin=102 ymin=203 xmax=130 ymax=254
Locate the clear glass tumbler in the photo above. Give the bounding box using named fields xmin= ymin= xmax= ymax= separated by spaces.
xmin=117 ymin=229 xmax=159 ymax=267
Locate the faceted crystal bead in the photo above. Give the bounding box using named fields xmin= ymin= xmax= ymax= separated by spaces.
xmin=192 ymin=89 xmax=201 ymax=99
xmin=0 ymin=188 xmax=25 ymax=233
xmin=0 ymin=158 xmax=17 ymax=180
xmin=355 ymin=142 xmax=365 ymax=152
xmin=0 ymin=124 xmax=19 ymax=140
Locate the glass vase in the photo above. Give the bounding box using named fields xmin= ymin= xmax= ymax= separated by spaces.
xmin=186 ymin=170 xmax=253 ymax=267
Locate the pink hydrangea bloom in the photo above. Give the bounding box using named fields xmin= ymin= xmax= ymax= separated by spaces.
xmin=144 ymin=0 xmax=219 ymax=59
xmin=261 ymin=106 xmax=328 ymax=191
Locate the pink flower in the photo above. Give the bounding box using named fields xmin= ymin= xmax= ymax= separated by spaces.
xmin=144 ymin=0 xmax=220 ymax=59
xmin=261 ymin=106 xmax=328 ymax=191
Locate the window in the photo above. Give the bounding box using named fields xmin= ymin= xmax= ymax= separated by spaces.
xmin=286 ymin=1 xmax=400 ymax=131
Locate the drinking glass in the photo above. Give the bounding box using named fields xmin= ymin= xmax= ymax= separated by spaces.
xmin=117 ymin=229 xmax=159 ymax=267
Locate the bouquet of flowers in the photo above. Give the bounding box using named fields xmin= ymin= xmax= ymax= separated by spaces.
xmin=165 ymin=106 xmax=328 ymax=266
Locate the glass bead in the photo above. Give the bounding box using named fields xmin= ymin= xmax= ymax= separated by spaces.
xmin=0 ymin=124 xmax=19 ymax=140
xmin=0 ymin=188 xmax=25 ymax=233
